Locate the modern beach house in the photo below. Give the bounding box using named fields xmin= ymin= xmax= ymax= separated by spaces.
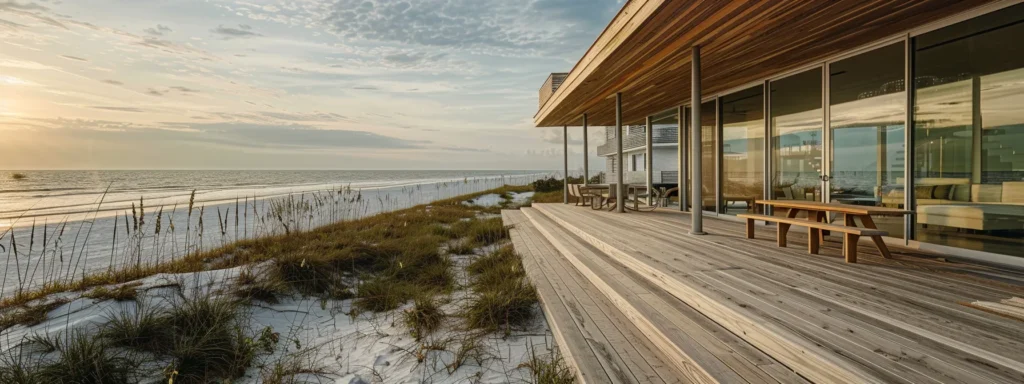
xmin=505 ymin=1 xmax=1024 ymax=383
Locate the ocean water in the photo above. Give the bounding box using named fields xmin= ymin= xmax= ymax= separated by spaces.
xmin=0 ymin=170 xmax=549 ymax=295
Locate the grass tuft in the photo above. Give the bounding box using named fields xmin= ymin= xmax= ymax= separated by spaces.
xmin=37 ymin=330 xmax=138 ymax=384
xmin=463 ymin=246 xmax=538 ymax=334
xmin=84 ymin=282 xmax=141 ymax=302
xmin=101 ymin=300 xmax=170 ymax=351
xmin=403 ymin=295 xmax=444 ymax=341
xmin=354 ymin=277 xmax=415 ymax=312
xmin=0 ymin=299 xmax=70 ymax=331
xmin=519 ymin=348 xmax=576 ymax=384
xmin=235 ymin=266 xmax=289 ymax=304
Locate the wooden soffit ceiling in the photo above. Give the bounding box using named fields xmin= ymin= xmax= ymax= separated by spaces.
xmin=534 ymin=0 xmax=999 ymax=127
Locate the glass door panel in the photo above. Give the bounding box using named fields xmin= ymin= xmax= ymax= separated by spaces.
xmin=720 ymin=85 xmax=765 ymax=214
xmin=913 ymin=4 xmax=1024 ymax=257
xmin=770 ymin=68 xmax=823 ymax=215
xmin=701 ymin=100 xmax=718 ymax=212
xmin=828 ymin=42 xmax=906 ymax=238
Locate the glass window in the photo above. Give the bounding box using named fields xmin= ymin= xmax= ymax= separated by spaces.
xmin=913 ymin=4 xmax=1024 ymax=257
xmin=720 ymin=85 xmax=765 ymax=214
xmin=701 ymin=100 xmax=717 ymax=212
xmin=650 ymin=110 xmax=680 ymax=187
xmin=829 ymin=42 xmax=906 ymax=238
xmin=770 ymin=68 xmax=823 ymax=210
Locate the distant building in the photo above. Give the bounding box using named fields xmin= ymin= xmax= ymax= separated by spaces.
xmin=597 ymin=124 xmax=678 ymax=185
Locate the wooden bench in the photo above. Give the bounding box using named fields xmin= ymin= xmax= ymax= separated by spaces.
xmin=737 ymin=214 xmax=888 ymax=263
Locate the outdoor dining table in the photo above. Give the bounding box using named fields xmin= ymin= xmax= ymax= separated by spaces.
xmin=755 ymin=200 xmax=912 ymax=259
xmin=578 ymin=184 xmax=648 ymax=211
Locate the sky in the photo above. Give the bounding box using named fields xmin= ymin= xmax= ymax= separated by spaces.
xmin=0 ymin=0 xmax=619 ymax=171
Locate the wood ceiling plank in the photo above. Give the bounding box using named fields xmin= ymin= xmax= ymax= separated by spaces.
xmin=537 ymin=0 xmax=999 ymax=128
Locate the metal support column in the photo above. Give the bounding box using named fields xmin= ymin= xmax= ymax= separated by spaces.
xmin=616 ymin=93 xmax=625 ymax=213
xmin=563 ymin=125 xmax=569 ymax=204
xmin=646 ymin=115 xmax=653 ymax=206
xmin=583 ymin=114 xmax=589 ymax=186
xmin=691 ymin=46 xmax=706 ymax=234
xmin=678 ymin=106 xmax=687 ymax=211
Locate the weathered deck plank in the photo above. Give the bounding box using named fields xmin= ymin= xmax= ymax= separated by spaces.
xmin=524 ymin=203 xmax=1024 ymax=384
xmin=522 ymin=207 xmax=807 ymax=384
xmin=503 ymin=210 xmax=683 ymax=384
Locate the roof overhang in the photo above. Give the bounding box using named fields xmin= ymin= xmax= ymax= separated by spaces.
xmin=534 ymin=0 xmax=1001 ymax=127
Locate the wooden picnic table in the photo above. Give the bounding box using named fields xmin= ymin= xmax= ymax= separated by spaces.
xmin=755 ymin=200 xmax=912 ymax=259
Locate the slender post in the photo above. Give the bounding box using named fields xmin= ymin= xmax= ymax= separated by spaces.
xmin=678 ymin=105 xmax=687 ymax=211
xmin=904 ymin=37 xmax=915 ymax=244
xmin=616 ymin=93 xmax=625 ymax=213
xmin=691 ymin=45 xmax=706 ymax=234
xmin=583 ymin=114 xmax=589 ymax=186
xmin=563 ymin=125 xmax=569 ymax=204
xmin=646 ymin=115 xmax=653 ymax=205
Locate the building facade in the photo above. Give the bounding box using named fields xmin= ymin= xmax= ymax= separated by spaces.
xmin=538 ymin=1 xmax=1024 ymax=265
xmin=596 ymin=123 xmax=679 ymax=185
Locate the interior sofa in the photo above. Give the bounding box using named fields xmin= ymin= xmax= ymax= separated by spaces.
xmin=882 ymin=179 xmax=1024 ymax=231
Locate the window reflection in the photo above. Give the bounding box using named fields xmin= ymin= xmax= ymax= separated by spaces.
xmin=829 ymin=42 xmax=906 ymax=238
xmin=913 ymin=4 xmax=1024 ymax=257
xmin=720 ymin=86 xmax=764 ymax=214
xmin=701 ymin=101 xmax=717 ymax=212
xmin=770 ymin=69 xmax=823 ymax=210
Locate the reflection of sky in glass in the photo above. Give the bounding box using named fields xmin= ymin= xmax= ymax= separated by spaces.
xmin=830 ymin=90 xmax=906 ymax=174
xmin=982 ymin=68 xmax=1024 ymax=130
xmin=773 ymin=108 xmax=822 ymax=148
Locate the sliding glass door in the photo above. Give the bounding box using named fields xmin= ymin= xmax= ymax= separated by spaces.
xmin=769 ymin=68 xmax=824 ymax=210
xmin=827 ymin=42 xmax=906 ymax=238
xmin=912 ymin=4 xmax=1024 ymax=256
xmin=720 ymin=86 xmax=765 ymax=214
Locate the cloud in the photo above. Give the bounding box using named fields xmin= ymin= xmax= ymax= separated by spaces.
xmin=322 ymin=0 xmax=620 ymax=55
xmin=259 ymin=111 xmax=348 ymax=122
xmin=91 ymin=106 xmax=145 ymax=113
xmin=0 ymin=1 xmax=48 ymax=12
xmin=382 ymin=52 xmax=447 ymax=67
xmin=170 ymin=86 xmax=199 ymax=93
xmin=101 ymin=79 xmax=123 ymax=86
xmin=146 ymin=88 xmax=165 ymax=96
xmin=0 ymin=18 xmax=26 ymax=30
xmin=143 ymin=24 xmax=172 ymax=36
xmin=59 ymin=55 xmax=87 ymax=62
xmin=211 ymin=24 xmax=261 ymax=38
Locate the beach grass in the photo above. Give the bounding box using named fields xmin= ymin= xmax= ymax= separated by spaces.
xmin=463 ymin=245 xmax=538 ymax=335
xmin=1 ymin=181 xmax=554 ymax=382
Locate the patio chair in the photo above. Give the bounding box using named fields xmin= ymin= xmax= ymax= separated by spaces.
xmin=567 ymin=183 xmax=580 ymax=205
xmin=577 ymin=185 xmax=599 ymax=207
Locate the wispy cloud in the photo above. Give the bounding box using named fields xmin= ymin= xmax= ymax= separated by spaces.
xmin=143 ymin=24 xmax=172 ymax=36
xmin=91 ymin=106 xmax=146 ymax=113
xmin=59 ymin=54 xmax=87 ymax=61
xmin=211 ymin=24 xmax=261 ymax=38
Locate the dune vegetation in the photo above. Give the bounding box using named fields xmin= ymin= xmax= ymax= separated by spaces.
xmin=0 ymin=183 xmax=577 ymax=383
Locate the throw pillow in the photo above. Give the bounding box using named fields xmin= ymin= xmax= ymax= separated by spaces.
xmin=932 ymin=184 xmax=953 ymax=200
xmin=951 ymin=184 xmax=971 ymax=202
xmin=914 ymin=185 xmax=934 ymax=199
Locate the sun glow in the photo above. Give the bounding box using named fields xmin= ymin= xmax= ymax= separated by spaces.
xmin=0 ymin=75 xmax=29 ymax=85
xmin=0 ymin=99 xmax=12 ymax=116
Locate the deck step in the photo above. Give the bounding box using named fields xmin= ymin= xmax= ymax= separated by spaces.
xmin=503 ymin=210 xmax=685 ymax=384
xmin=520 ymin=207 xmax=807 ymax=384
xmin=527 ymin=203 xmax=1024 ymax=384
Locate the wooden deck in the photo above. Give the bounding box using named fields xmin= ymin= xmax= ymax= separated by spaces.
xmin=503 ymin=204 xmax=1024 ymax=384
